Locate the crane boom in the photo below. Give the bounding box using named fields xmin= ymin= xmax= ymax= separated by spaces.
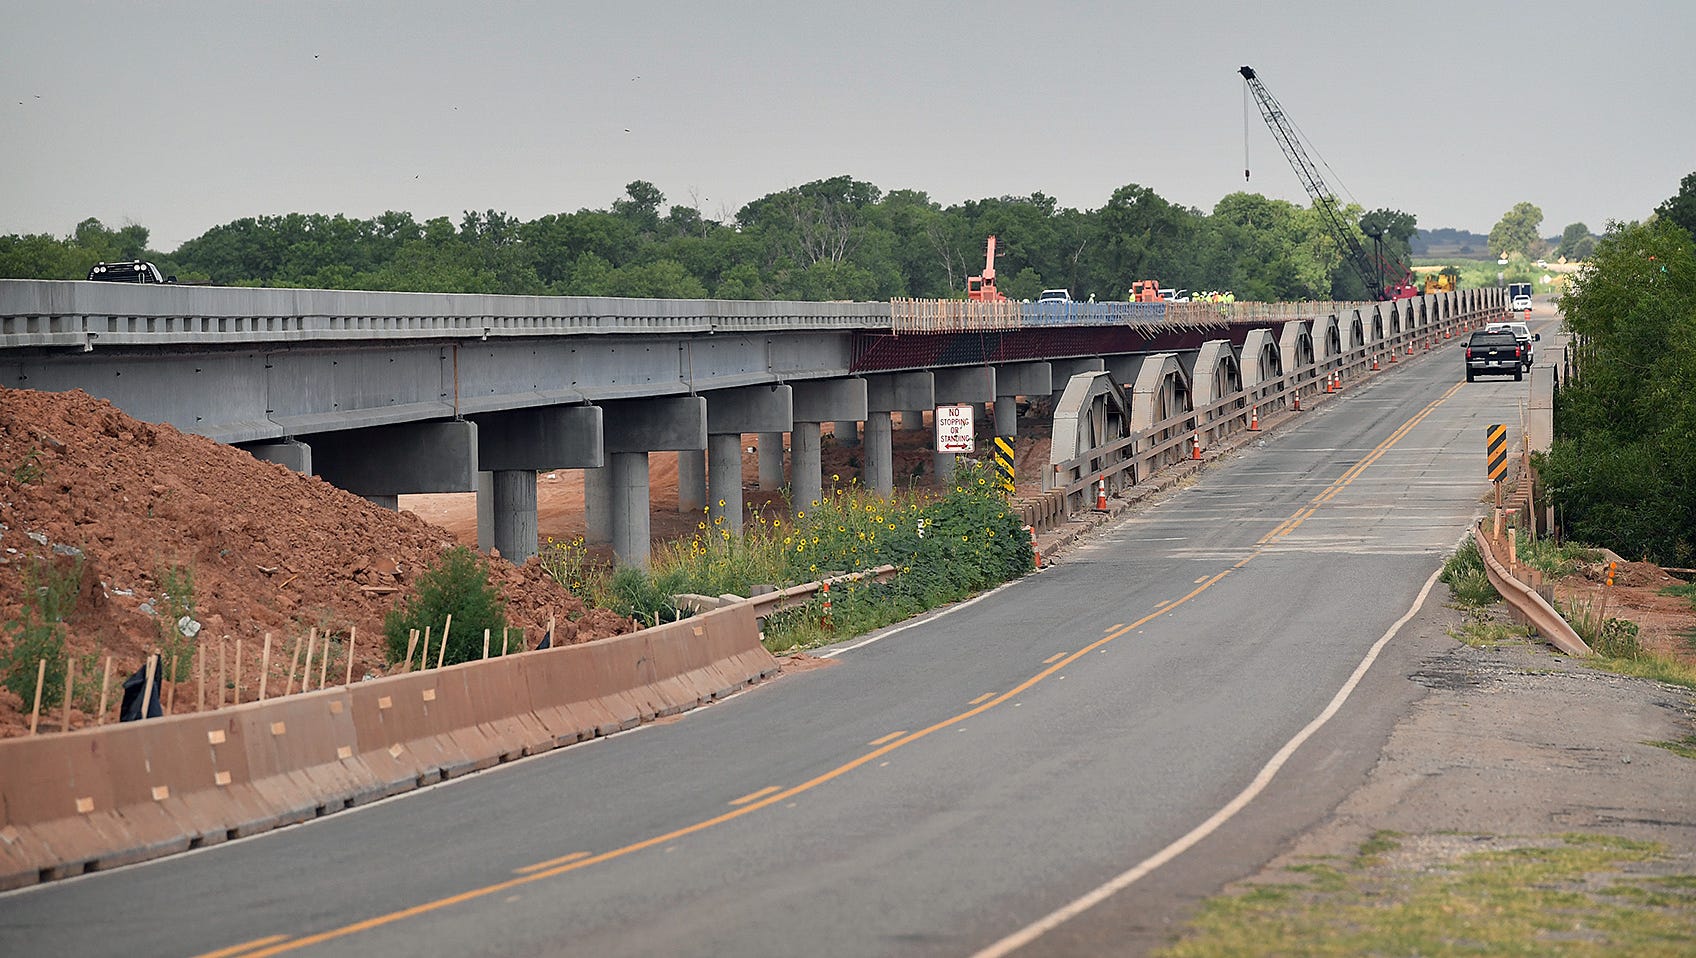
xmin=1238 ymin=65 xmax=1387 ymax=300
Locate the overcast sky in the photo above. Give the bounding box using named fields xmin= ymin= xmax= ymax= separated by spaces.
xmin=3 ymin=1 xmax=1692 ymax=251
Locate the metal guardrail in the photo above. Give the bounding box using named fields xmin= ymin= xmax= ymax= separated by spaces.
xmin=1472 ymin=521 xmax=1590 ymax=656
xmin=889 ymin=297 xmax=1379 ymax=335
xmin=743 ymin=565 xmax=901 ymax=616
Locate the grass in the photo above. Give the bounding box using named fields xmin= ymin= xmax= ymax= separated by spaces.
xmin=537 ymin=461 xmax=1035 ymax=652
xmin=1647 ymin=735 xmax=1696 ymax=760
xmin=1449 ymin=617 xmax=1534 ymax=648
xmin=1156 ymin=832 xmax=1696 ymax=957
xmin=1560 ymin=594 xmax=1696 ymax=691
xmin=1516 ymin=537 xmax=1601 ymax=580
xmin=1440 ymin=538 xmax=1499 ymax=609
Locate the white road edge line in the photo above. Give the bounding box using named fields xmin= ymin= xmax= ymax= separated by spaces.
xmin=969 ymin=564 xmax=1446 ymax=958
xmin=816 ymin=575 xmax=1024 ymax=658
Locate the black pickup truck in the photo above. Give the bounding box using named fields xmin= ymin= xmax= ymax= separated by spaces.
xmin=1464 ymin=330 xmax=1525 ymax=382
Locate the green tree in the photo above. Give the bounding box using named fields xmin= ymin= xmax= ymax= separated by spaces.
xmin=1655 ymin=171 xmax=1696 ymax=243
xmin=1541 ymin=219 xmax=1696 ymax=565
xmin=383 ymin=546 xmax=510 ymax=666
xmin=1555 ymin=222 xmax=1595 ymax=261
xmin=1488 ymin=202 xmax=1544 ymax=258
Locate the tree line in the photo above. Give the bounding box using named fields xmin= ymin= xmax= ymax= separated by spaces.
xmin=1 ymin=177 xmax=1420 ymax=303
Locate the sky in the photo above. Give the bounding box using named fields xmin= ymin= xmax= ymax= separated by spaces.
xmin=3 ymin=0 xmax=1693 ymax=252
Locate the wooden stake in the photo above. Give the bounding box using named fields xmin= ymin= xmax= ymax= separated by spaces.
xmin=258 ymin=632 xmax=273 ymax=700
xmin=482 ymin=628 xmax=490 ymax=660
xmin=62 ymin=657 xmax=76 ymax=733
xmin=419 ymin=627 xmax=430 ymax=672
xmin=404 ymin=628 xmax=419 ymax=673
xmin=345 ymin=627 xmax=357 ymax=686
xmin=197 ymin=640 xmax=205 ymax=712
xmin=319 ymin=632 xmax=331 ymax=690
xmin=217 ymin=639 xmax=228 ymax=710
xmin=97 ymin=656 xmax=112 ymax=725
xmin=234 ymin=639 xmax=243 ymax=706
xmin=165 ymin=654 xmax=178 ymax=714
xmin=139 ymin=653 xmax=158 ymax=721
xmin=301 ymin=628 xmax=318 ymax=692
xmin=502 ymin=627 xmax=509 ymax=656
xmin=544 ymin=613 xmax=555 ymax=652
xmin=284 ymin=633 xmax=302 ymax=696
xmin=436 ymin=614 xmax=452 ymax=669
xmin=29 ymin=659 xmax=46 ymax=735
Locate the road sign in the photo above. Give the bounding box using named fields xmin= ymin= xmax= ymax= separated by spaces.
xmin=1486 ymin=424 xmax=1507 ymax=482
xmin=935 ymin=404 xmax=975 ymax=453
xmin=992 ymin=436 xmax=1015 ymax=493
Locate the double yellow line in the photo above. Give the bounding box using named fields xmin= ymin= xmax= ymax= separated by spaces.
xmin=1260 ymin=382 xmax=1463 ymax=544
xmin=199 ymin=383 xmax=1460 ymax=958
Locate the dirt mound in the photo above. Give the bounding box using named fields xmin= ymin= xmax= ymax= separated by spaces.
xmin=0 ymin=388 xmax=633 ymax=737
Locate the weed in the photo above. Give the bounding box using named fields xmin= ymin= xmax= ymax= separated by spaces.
xmin=1449 ymin=617 xmax=1533 ymax=648
xmin=383 ymin=546 xmax=508 ymax=666
xmin=1514 ymin=537 xmax=1600 ymax=580
xmin=8 ymin=446 xmax=43 ymax=485
xmin=1439 ymin=539 xmax=1497 ymax=608
xmin=153 ymin=563 xmax=198 ymax=682
xmin=1 ymin=554 xmax=85 ymax=703
xmin=538 ymin=535 xmax=602 ymax=599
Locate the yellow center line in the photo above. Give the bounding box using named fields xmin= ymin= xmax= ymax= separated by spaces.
xmin=1042 ymin=652 xmax=1068 ymax=664
xmin=514 ymin=851 xmax=590 ymax=875
xmin=867 ymin=730 xmax=906 ymax=746
xmin=729 ymin=786 xmax=782 ymax=806
xmin=216 ymin=382 xmax=1462 ymax=958
xmin=969 ymin=692 xmax=996 ymax=706
xmin=192 ymin=934 xmax=290 ymax=958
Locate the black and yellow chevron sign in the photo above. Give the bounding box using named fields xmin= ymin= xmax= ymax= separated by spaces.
xmin=993 ymin=436 xmax=1015 ymax=494
xmin=1486 ymin=424 xmax=1507 ymax=482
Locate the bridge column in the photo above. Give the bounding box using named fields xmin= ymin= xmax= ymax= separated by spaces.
xmin=677 ymin=450 xmax=706 ymax=513
xmin=792 ymin=379 xmax=867 ymax=512
xmin=758 ymin=432 xmax=785 ymax=490
xmin=901 ymin=410 xmax=927 ymax=431
xmin=477 ymin=472 xmax=494 ymax=552
xmin=864 ymin=372 xmax=932 ymax=498
xmin=308 ymin=420 xmax=478 ymax=510
xmin=991 ymin=362 xmax=1051 ymax=440
xmin=933 ymin=367 xmax=995 ymax=484
xmin=491 ymin=470 xmax=538 ymax=563
xmin=244 ymin=439 xmax=312 ymax=475
xmin=473 ymin=405 xmax=604 ymax=564
xmin=584 ymin=466 xmax=612 ymax=544
xmin=601 ymin=396 xmax=706 ymax=569
xmin=704 ymin=384 xmax=792 ymax=534
xmin=833 ymin=420 xmax=860 ymax=446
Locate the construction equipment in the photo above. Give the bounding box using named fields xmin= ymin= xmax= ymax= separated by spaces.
xmin=1129 ymin=279 xmax=1161 ymax=302
xmin=1239 ymin=65 xmax=1412 ymax=302
xmin=965 ymin=235 xmax=1006 ymax=302
xmin=1422 ymin=271 xmax=1456 ymax=294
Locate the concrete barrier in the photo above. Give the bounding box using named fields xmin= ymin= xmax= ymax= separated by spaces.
xmin=0 ymin=602 xmax=779 ymax=890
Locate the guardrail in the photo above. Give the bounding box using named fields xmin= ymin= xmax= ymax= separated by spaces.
xmin=888 ymin=297 xmax=1380 ymax=335
xmin=1472 ymin=520 xmax=1590 ymax=656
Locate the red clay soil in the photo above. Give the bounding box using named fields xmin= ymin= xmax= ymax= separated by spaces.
xmin=0 ymin=388 xmax=635 ymax=738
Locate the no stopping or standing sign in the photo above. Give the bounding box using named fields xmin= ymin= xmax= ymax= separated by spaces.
xmin=935 ymin=404 xmax=974 ymax=453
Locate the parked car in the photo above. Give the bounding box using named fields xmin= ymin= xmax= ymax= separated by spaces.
xmin=1485 ymin=321 xmax=1539 ymax=368
xmin=88 ymin=261 xmax=175 ymax=283
xmin=1037 ymin=289 xmax=1073 ymax=303
xmin=1464 ymin=329 xmax=1526 ymax=382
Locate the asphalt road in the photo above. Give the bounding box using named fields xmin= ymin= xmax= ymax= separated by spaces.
xmin=0 ymin=317 xmax=1563 ymax=958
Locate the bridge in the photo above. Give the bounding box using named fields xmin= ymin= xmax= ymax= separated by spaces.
xmin=0 ymin=280 xmax=1506 ymax=566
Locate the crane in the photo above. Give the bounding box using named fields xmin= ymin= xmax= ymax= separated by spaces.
xmin=1239 ymin=65 xmax=1410 ymax=301
xmin=965 ymin=235 xmax=1006 ymax=302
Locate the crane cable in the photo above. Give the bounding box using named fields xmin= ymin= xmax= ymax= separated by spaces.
xmin=1243 ymin=81 xmax=1251 ymax=181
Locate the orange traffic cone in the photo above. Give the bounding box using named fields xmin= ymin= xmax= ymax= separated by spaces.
xmin=821 ymin=580 xmax=833 ymax=632
xmin=1191 ymin=435 xmax=1201 ymax=460
xmin=1248 ymin=406 xmax=1260 ymax=431
xmin=1096 ymin=478 xmax=1107 ymax=511
xmin=1371 ymin=354 xmax=1380 ymax=371
xmin=1026 ymin=525 xmax=1043 ymax=568
xmin=1390 ymin=349 xmax=1398 ymax=364
xmin=1293 ymin=390 xmax=1302 ymax=412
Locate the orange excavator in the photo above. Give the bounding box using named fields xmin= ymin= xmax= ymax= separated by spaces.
xmin=966 ymin=235 xmax=1007 ymax=302
xmin=1129 ymin=279 xmax=1162 ymax=302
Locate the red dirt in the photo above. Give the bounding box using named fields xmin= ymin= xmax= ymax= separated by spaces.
xmin=0 ymin=388 xmax=636 ymax=737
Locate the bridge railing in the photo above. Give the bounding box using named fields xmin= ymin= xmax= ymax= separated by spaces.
xmin=889 ymin=297 xmax=1377 ymax=335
